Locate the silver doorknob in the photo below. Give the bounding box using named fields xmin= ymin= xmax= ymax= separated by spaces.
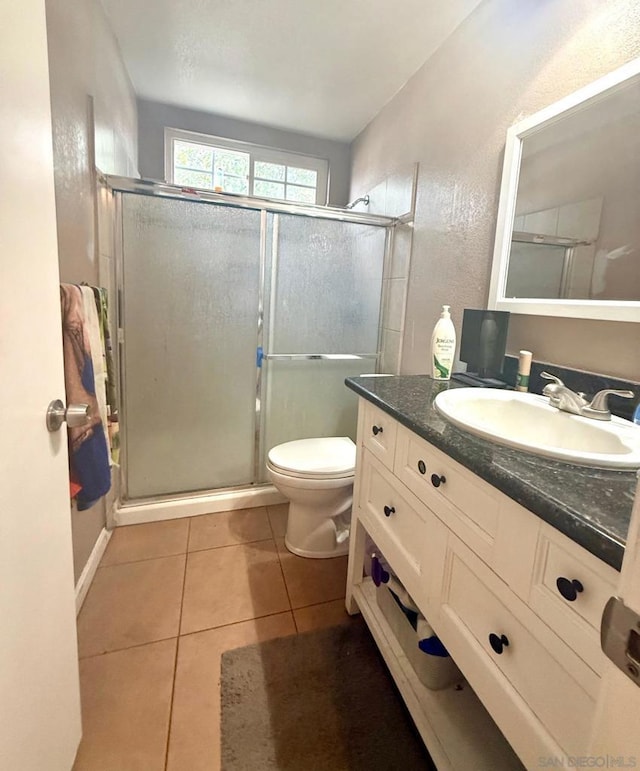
xmin=46 ymin=399 xmax=91 ymax=432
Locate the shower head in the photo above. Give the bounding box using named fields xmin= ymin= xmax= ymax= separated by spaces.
xmin=344 ymin=194 xmax=370 ymax=210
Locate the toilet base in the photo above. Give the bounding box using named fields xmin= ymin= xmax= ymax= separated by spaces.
xmin=284 ymin=536 xmax=350 ymax=559
xmin=283 ymin=498 xmax=352 ymax=559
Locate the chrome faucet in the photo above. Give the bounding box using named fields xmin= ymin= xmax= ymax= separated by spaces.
xmin=540 ymin=372 xmax=634 ymax=421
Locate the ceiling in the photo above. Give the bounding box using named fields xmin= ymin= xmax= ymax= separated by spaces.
xmin=101 ymin=0 xmax=482 ymax=142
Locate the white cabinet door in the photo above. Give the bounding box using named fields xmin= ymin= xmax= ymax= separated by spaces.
xmin=589 ymin=477 xmax=640 ymax=761
xmin=0 ymin=1 xmax=82 ymax=768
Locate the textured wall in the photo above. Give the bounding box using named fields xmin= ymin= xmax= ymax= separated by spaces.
xmin=46 ymin=0 xmax=137 ymax=581
xmin=350 ymin=0 xmax=640 ymax=380
xmin=137 ymin=99 xmax=352 ymax=207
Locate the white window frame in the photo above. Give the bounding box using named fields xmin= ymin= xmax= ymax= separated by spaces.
xmin=164 ymin=127 xmax=329 ymax=205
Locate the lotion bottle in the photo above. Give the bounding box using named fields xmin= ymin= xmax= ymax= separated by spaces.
xmin=431 ymin=305 xmax=456 ymax=380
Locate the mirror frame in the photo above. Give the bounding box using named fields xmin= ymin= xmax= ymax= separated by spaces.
xmin=488 ymin=57 xmax=640 ymax=323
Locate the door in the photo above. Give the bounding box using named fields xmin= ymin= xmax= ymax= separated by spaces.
xmin=0 ymin=1 xmax=82 ymax=769
xmin=119 ymin=194 xmax=262 ymax=499
xmin=259 ymin=213 xmax=386 ymax=476
xmin=589 ymin=475 xmax=640 ymax=761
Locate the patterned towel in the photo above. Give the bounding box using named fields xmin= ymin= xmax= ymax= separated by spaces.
xmin=60 ymin=284 xmax=111 ymax=510
xmin=91 ymin=286 xmax=119 ymax=465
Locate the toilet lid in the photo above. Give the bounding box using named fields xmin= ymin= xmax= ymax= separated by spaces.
xmin=267 ymin=437 xmax=356 ymax=478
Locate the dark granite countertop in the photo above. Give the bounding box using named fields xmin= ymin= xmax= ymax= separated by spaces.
xmin=346 ymin=375 xmax=638 ymax=571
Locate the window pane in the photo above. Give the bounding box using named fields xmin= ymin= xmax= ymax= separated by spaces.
xmin=254 ymin=180 xmax=285 ymax=199
xmin=174 ymin=168 xmax=213 ymax=189
xmin=215 ymin=149 xmax=250 ymax=178
xmin=286 ymin=184 xmax=316 ymax=204
xmin=223 ymin=175 xmax=250 ymax=195
xmin=255 ymin=161 xmax=285 ymax=182
xmin=174 ymin=141 xmax=213 ymax=172
xmin=287 ymin=166 xmax=317 ymax=186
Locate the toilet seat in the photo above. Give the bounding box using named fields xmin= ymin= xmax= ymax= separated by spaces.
xmin=267 ymin=437 xmax=355 ymax=480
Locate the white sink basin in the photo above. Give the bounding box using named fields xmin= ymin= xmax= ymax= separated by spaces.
xmin=434 ymin=388 xmax=640 ymax=469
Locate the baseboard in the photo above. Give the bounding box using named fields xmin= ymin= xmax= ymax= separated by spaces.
xmin=114 ymin=485 xmax=286 ymax=526
xmin=75 ymin=526 xmax=112 ymax=615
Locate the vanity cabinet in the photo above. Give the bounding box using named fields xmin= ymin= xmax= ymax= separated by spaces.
xmin=346 ymin=398 xmax=619 ymax=770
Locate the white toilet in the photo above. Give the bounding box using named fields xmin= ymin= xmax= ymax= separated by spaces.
xmin=266 ymin=436 xmax=356 ymax=558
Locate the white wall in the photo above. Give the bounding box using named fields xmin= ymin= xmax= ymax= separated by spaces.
xmin=137 ymin=98 xmax=352 ymax=207
xmin=350 ymin=0 xmax=640 ymax=381
xmin=46 ymin=0 xmax=138 ymax=581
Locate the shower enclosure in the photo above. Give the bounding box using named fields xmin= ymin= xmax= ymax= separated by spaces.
xmin=108 ymin=177 xmax=392 ymax=507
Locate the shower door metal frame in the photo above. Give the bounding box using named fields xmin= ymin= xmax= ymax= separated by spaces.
xmin=107 ymin=175 xmax=395 ymax=506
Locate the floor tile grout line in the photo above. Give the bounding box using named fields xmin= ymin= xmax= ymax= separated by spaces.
xmin=99 ymin=536 xmax=277 ymax=570
xmin=164 ymin=517 xmax=191 ymax=771
xmin=274 ymin=543 xmax=298 ymax=633
xmin=76 ymin=596 xmax=342 ymax=661
xmin=78 ymin=633 xmax=180 ymax=661
xmin=78 ymin=597 xmax=344 ymax=661
xmin=187 ymin=536 xmax=276 ymax=555
xmin=179 ymin=602 xmax=298 ymax=640
xmin=98 ymin=551 xmax=188 ymax=570
xmin=291 ymin=597 xmax=349 ymax=613
xmin=175 ymin=610 xmax=296 ymax=642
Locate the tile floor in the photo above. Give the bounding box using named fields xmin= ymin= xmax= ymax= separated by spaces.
xmin=73 ymin=504 xmax=352 ymax=770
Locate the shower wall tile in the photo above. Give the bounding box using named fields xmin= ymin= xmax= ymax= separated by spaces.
xmin=385 ymin=164 xmax=417 ymax=219
xmin=390 ymin=224 xmax=413 ymax=279
xmin=367 ymin=179 xmax=387 ymax=215
xmin=380 ymin=328 xmax=402 ymax=374
xmin=96 ymin=182 xmax=114 ymax=260
xmin=349 ymin=163 xmax=418 ymax=220
xmin=383 ymin=278 xmax=407 ymax=333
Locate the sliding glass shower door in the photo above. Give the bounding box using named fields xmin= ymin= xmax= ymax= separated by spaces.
xmin=121 ymin=195 xmax=262 ymax=499
xmin=116 ymin=184 xmax=389 ymax=501
xmin=259 ymin=215 xmax=386 ymax=479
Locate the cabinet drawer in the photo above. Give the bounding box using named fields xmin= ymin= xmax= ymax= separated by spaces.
xmin=529 ymin=523 xmax=618 ymax=674
xmin=358 ymin=450 xmax=445 ymax=612
xmin=395 ymin=425 xmax=499 ymax=558
xmin=441 ymin=537 xmax=596 ymax=757
xmin=361 ymin=400 xmax=397 ymax=470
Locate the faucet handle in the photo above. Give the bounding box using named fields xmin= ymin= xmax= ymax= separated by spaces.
xmin=540 ymin=371 xmax=565 ymax=399
xmin=540 ymin=371 xmax=565 ymax=387
xmin=585 ymin=389 xmax=635 ymax=419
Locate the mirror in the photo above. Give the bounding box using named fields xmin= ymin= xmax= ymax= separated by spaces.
xmin=488 ymin=58 xmax=640 ymax=322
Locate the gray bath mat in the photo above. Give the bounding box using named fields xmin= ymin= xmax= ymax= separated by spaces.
xmin=220 ymin=618 xmax=435 ymax=770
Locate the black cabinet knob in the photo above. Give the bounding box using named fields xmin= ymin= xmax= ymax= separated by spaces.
xmin=556 ymin=576 xmax=584 ymax=602
xmin=372 ymin=425 xmax=383 ymax=436
xmin=417 ymin=460 xmax=426 ymax=475
xmin=488 ymin=633 xmax=510 ymax=655
xmin=383 ymin=505 xmax=395 ymax=518
xmin=431 ymin=473 xmax=446 ymax=488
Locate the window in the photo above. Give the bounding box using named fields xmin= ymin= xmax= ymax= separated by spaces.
xmin=165 ymin=128 xmax=329 ymax=205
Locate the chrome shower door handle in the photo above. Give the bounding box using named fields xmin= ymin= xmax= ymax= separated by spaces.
xmin=46 ymin=399 xmax=90 ymax=432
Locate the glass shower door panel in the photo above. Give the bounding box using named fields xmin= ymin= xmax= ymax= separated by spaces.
xmin=259 ymin=358 xmax=375 ymax=482
xmin=121 ymin=195 xmax=261 ymax=498
xmin=260 ymin=215 xmax=386 ymax=477
xmin=506 ymin=242 xmax=567 ymax=298
xmin=269 ymin=216 xmax=386 ymax=354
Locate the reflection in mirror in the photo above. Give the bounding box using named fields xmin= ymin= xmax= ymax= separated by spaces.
xmin=489 ymin=58 xmax=640 ymax=321
xmin=511 ymin=78 xmax=639 ymax=301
